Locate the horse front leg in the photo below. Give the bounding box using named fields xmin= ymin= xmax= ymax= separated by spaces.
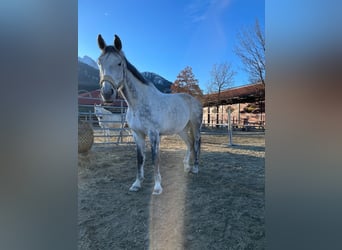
xmin=149 ymin=131 xmax=162 ymax=195
xmin=129 ymin=131 xmax=146 ymax=192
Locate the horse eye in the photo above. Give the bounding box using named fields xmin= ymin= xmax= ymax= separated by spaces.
xmin=118 ymin=62 xmax=122 ymax=66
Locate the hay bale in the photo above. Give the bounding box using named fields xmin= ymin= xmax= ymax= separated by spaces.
xmin=78 ymin=120 xmax=94 ymax=153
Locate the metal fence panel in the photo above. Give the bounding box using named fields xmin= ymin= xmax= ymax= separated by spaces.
xmin=78 ymin=96 xmax=134 ymax=145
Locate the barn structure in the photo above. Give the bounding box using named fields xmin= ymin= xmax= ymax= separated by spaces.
xmin=202 ymin=82 xmax=265 ymax=130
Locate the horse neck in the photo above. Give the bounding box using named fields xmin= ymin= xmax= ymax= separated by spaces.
xmin=120 ymin=70 xmax=149 ymax=108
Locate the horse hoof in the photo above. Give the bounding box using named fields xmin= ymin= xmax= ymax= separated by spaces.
xmin=152 ymin=188 xmax=163 ymax=195
xmin=129 ymin=185 xmax=140 ymax=192
xmin=191 ymin=167 xmax=199 ymax=174
xmin=184 ymin=165 xmax=191 ymax=173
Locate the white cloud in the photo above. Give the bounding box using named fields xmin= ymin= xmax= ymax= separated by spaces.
xmin=185 ymin=0 xmax=210 ymax=23
xmin=185 ymin=0 xmax=231 ymax=23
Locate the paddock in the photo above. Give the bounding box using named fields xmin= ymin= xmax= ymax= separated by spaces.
xmin=78 ymin=131 xmax=265 ymax=249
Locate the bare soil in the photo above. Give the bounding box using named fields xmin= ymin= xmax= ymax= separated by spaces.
xmin=78 ymin=132 xmax=265 ymax=249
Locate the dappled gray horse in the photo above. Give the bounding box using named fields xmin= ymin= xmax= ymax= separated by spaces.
xmin=97 ymin=34 xmax=202 ymax=195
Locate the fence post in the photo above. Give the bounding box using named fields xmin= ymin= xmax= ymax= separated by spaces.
xmin=227 ymin=107 xmax=233 ymax=146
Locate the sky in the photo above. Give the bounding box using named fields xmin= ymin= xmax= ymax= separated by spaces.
xmin=78 ymin=0 xmax=265 ymax=92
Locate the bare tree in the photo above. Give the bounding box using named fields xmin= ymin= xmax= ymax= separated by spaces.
xmin=208 ymin=62 xmax=235 ymax=126
xmin=235 ymin=19 xmax=265 ymax=85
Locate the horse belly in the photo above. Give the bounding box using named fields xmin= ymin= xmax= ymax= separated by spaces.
xmin=158 ymin=106 xmax=189 ymax=135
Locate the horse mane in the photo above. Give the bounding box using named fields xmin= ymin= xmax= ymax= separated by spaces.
xmin=103 ymin=46 xmax=148 ymax=85
xmin=125 ymin=59 xmax=148 ymax=85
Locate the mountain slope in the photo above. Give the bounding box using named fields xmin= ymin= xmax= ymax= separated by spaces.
xmin=78 ymin=56 xmax=98 ymax=69
xmin=141 ymin=72 xmax=172 ymax=93
xmin=78 ymin=61 xmax=100 ymax=92
xmin=78 ymin=56 xmax=172 ymax=93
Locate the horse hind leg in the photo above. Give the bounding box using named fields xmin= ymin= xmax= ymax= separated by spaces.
xmin=190 ymin=121 xmax=201 ymax=174
xmin=192 ymin=134 xmax=201 ymax=174
xmin=178 ymin=124 xmax=194 ymax=173
xmin=190 ymin=100 xmax=202 ymax=174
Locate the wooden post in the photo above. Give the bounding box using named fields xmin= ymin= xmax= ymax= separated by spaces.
xmin=238 ymin=103 xmax=240 ymax=125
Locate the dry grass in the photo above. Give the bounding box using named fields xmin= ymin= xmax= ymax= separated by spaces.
xmin=79 ymin=132 xmax=265 ymax=249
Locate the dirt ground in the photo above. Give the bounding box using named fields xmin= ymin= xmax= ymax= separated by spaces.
xmin=78 ymin=131 xmax=265 ymax=250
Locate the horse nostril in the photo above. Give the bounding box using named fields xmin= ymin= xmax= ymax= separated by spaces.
xmin=101 ymin=87 xmax=114 ymax=97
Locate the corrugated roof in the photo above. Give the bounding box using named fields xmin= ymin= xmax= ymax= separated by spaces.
xmin=202 ymin=82 xmax=265 ymax=106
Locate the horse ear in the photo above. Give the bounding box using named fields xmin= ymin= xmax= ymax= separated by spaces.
xmin=98 ymin=34 xmax=106 ymax=50
xmin=114 ymin=34 xmax=122 ymax=51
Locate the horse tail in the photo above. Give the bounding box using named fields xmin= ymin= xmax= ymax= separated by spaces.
xmin=189 ymin=96 xmax=202 ymax=164
xmin=189 ymin=97 xmax=203 ymax=131
xmin=179 ymin=93 xmax=202 ymax=161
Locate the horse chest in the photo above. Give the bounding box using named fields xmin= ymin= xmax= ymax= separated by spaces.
xmin=126 ymin=109 xmax=154 ymax=131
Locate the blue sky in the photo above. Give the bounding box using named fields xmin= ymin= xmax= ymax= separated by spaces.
xmin=78 ymin=0 xmax=264 ymax=92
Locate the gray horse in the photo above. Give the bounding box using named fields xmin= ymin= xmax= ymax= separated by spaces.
xmin=97 ymin=34 xmax=202 ymax=195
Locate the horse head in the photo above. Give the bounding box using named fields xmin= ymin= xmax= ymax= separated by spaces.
xmin=97 ymin=34 xmax=126 ymax=103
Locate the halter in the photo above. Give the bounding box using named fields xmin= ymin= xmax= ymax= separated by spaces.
xmin=100 ymin=74 xmax=125 ymax=93
xmin=99 ymin=57 xmax=126 ymax=93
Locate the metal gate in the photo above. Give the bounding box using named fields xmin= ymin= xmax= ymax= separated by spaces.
xmin=78 ymin=98 xmax=133 ymax=145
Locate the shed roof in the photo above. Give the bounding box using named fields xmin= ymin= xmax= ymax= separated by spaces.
xmin=202 ymin=82 xmax=265 ymax=107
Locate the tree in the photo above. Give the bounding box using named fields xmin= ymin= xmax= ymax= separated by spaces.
xmin=235 ymin=19 xmax=265 ymax=85
xmin=208 ymin=62 xmax=235 ymax=126
xmin=171 ymin=66 xmax=203 ymax=100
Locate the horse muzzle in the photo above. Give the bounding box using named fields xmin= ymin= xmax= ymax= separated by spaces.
xmin=100 ymin=75 xmax=121 ymax=103
xmin=101 ymin=86 xmax=116 ymax=103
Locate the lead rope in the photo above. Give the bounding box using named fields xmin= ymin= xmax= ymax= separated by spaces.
xmin=117 ymin=59 xmax=127 ymax=93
